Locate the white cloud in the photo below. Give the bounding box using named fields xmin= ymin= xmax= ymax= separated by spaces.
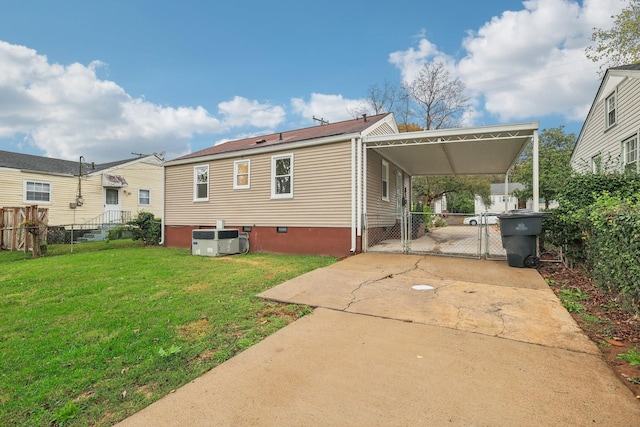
xmin=388 ymin=38 xmax=454 ymax=84
xmin=389 ymin=0 xmax=627 ymax=125
xmin=291 ymin=93 xmax=367 ymax=123
xmin=217 ymin=96 xmax=286 ymax=129
xmin=0 ymin=41 xmax=286 ymax=161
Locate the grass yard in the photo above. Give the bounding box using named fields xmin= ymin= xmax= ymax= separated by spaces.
xmin=0 ymin=241 xmax=335 ymax=426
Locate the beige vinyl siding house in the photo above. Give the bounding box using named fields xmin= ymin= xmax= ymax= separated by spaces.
xmin=571 ymin=64 xmax=640 ymax=173
xmin=165 ymin=142 xmax=353 ymax=228
xmin=0 ymin=151 xmax=164 ymax=228
xmin=163 ymin=113 xmax=400 ymax=256
xmin=365 ymin=149 xmax=405 ymax=226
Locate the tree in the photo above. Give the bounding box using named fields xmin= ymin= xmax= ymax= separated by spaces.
xmin=364 ymin=63 xmax=486 ymax=210
xmin=511 ymin=127 xmax=576 ymax=209
xmin=403 ymin=62 xmax=470 ymax=130
xmin=366 ymin=80 xmax=401 ymax=114
xmin=586 ymin=0 xmax=640 ymax=75
xmin=412 ymin=175 xmax=492 ymax=212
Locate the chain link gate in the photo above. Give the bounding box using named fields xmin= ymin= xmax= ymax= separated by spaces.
xmin=366 ymin=212 xmax=507 ymax=260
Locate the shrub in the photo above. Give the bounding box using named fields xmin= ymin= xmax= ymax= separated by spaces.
xmin=584 ymin=192 xmax=640 ymax=311
xmin=545 ymin=171 xmax=640 ymax=313
xmin=545 ymin=172 xmax=640 ymax=261
xmin=423 ymin=205 xmax=434 ymax=232
xmin=126 ymin=211 xmax=161 ymax=246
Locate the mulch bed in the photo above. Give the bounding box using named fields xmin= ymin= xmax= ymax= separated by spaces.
xmin=538 ymin=260 xmax=640 ymax=398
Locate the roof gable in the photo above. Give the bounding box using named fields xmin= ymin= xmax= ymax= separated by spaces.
xmin=172 ymin=113 xmax=395 ymax=162
xmin=572 ymin=62 xmax=640 ymax=161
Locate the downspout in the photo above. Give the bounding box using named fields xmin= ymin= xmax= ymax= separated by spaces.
xmin=159 ymin=163 xmax=166 ymax=245
xmin=532 ymin=130 xmax=540 ymax=212
xmin=350 ymin=137 xmax=357 ymax=253
xmin=362 ymin=141 xmax=368 ymax=251
xmin=356 ymin=137 xmax=363 ymax=250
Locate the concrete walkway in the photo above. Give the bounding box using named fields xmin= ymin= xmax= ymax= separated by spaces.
xmin=118 ymin=253 xmax=640 ymax=426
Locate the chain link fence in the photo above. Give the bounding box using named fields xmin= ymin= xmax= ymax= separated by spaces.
xmin=366 ymin=212 xmax=508 ymax=260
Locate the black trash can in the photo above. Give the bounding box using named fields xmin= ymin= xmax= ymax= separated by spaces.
xmin=498 ymin=211 xmax=545 ymax=268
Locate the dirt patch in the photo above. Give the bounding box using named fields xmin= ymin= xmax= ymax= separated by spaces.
xmin=208 ymin=257 xmax=263 ymax=266
xmin=184 ymin=283 xmax=211 ymax=292
xmin=539 ymin=261 xmax=640 ymax=398
xmin=177 ymin=318 xmax=212 ymax=340
xmin=135 ymin=384 xmax=156 ymax=399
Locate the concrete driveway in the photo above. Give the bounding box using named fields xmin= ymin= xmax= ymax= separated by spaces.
xmin=118 ymin=253 xmax=640 ymax=426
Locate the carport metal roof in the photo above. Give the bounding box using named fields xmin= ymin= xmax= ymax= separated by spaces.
xmin=362 ymin=121 xmax=540 ymax=210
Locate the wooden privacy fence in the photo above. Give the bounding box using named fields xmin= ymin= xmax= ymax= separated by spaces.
xmin=0 ymin=205 xmax=49 ymax=252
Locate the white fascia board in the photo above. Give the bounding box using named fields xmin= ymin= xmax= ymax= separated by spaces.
xmin=363 ymin=121 xmax=539 ymax=144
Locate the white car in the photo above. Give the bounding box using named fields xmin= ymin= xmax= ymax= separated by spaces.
xmin=463 ymin=213 xmax=499 ymax=226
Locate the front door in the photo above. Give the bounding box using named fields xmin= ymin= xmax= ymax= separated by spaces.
xmin=104 ymin=188 xmax=121 ymax=223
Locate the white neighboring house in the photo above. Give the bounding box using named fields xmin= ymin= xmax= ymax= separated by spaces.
xmin=571 ymin=63 xmax=640 ymax=173
xmin=474 ymin=183 xmax=524 ymax=214
xmin=473 ymin=183 xmax=558 ymax=214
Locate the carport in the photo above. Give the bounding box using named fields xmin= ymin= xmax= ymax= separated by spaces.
xmin=361 ymin=121 xmax=539 ymax=256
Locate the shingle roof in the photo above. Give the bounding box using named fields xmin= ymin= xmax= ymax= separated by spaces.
xmin=175 ymin=113 xmax=392 ymax=161
xmin=0 ymin=150 xmax=139 ymax=175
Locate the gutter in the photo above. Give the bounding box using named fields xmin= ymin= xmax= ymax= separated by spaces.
xmin=350 ymin=138 xmax=357 ymax=253
xmin=159 ymin=163 xmax=166 ymax=245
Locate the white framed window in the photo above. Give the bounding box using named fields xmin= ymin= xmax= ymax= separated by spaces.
xmin=271 ymin=154 xmax=293 ymax=199
xmin=24 ymin=180 xmax=51 ymax=203
xmin=193 ymin=165 xmax=209 ymax=201
xmin=233 ymin=159 xmax=250 ymax=189
xmin=606 ymin=92 xmax=617 ymax=128
xmin=381 ymin=159 xmax=389 ymax=201
xmin=623 ymin=134 xmax=638 ymax=171
xmin=138 ymin=189 xmax=150 ymax=205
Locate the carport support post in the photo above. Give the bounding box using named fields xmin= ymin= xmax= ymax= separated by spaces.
xmin=504 ymin=175 xmax=509 ymax=212
xmin=532 ymin=130 xmax=539 ymax=212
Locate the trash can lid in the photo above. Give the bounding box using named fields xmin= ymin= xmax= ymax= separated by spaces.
xmin=498 ymin=210 xmax=546 ymax=219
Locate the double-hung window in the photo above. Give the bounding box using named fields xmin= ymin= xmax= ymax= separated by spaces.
xmin=381 ymin=160 xmax=389 ymax=201
xmin=234 ymin=159 xmax=250 ymax=189
xmin=24 ymin=180 xmax=51 ymax=203
xmin=138 ymin=189 xmax=151 ymax=205
xmin=193 ymin=165 xmax=209 ymax=201
xmin=606 ymin=92 xmax=617 ymax=128
xmin=271 ymin=154 xmax=293 ymax=199
xmin=623 ymin=134 xmax=638 ymax=172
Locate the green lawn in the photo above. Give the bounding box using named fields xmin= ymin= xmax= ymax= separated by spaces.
xmin=0 ymin=241 xmax=335 ymax=426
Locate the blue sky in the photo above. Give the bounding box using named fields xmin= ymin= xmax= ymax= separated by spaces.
xmin=0 ymin=0 xmax=627 ymax=162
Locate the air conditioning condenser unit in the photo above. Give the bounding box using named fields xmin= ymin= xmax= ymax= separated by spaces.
xmin=192 ymin=229 xmax=240 ymax=257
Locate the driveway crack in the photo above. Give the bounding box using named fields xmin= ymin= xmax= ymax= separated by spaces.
xmin=343 ymin=273 xmax=393 ymax=311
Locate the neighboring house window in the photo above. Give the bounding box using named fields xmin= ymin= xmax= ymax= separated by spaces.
xmin=591 ymin=154 xmax=602 ymax=173
xmin=234 ymin=159 xmax=250 ymax=189
xmin=623 ymin=134 xmax=638 ymax=171
xmin=381 ymin=160 xmax=389 ymax=201
xmin=24 ymin=180 xmax=51 ymax=203
xmin=194 ymin=165 xmax=209 ymax=201
xmin=271 ymin=154 xmax=293 ymax=199
xmin=606 ymin=92 xmax=616 ymax=128
xmin=139 ymin=189 xmax=150 ymax=205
